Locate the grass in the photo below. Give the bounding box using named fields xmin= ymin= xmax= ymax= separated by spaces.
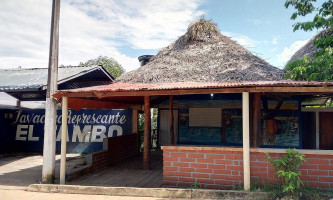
xmin=236 ymin=180 xmax=333 ymax=199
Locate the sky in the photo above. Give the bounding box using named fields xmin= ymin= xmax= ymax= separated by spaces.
xmin=0 ymin=0 xmax=324 ymax=72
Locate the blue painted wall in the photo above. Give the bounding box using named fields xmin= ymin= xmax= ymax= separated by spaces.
xmin=0 ymin=109 xmax=132 ymax=154
xmin=178 ymin=108 xmax=243 ymax=146
xmin=165 ymin=93 xmax=302 ymax=148
xmin=0 ymin=111 xmax=5 ymax=153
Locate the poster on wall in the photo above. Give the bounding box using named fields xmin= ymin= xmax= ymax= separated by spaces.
xmin=261 ymin=110 xmax=300 ymax=148
xmin=2 ymin=109 xmax=132 ymax=153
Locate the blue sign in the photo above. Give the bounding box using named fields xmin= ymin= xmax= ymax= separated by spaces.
xmin=1 ymin=109 xmax=132 ymax=153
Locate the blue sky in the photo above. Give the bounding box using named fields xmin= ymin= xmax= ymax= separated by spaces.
xmin=0 ymin=0 xmax=324 ymax=72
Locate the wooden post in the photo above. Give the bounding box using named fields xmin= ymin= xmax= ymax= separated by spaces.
xmin=169 ymin=96 xmax=175 ymax=145
xmin=315 ymin=111 xmax=319 ymax=149
xmin=253 ymin=93 xmax=261 ymax=147
xmin=242 ymin=92 xmax=250 ymax=191
xmin=60 ymin=96 xmax=68 ymax=184
xmin=143 ymin=96 xmax=151 ymax=170
xmin=42 ymin=0 xmax=60 ymax=184
xmin=151 ymin=108 xmax=154 ymax=147
xmin=221 ymin=110 xmax=226 ymax=142
xmin=132 ymin=109 xmax=139 ymax=154
xmin=249 ymin=94 xmax=254 ymax=147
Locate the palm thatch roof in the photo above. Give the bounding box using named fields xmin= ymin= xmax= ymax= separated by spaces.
xmin=118 ymin=19 xmax=284 ymax=83
xmin=287 ymin=28 xmax=333 ymax=65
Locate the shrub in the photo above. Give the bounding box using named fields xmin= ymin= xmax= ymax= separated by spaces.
xmin=266 ymin=149 xmax=306 ymax=194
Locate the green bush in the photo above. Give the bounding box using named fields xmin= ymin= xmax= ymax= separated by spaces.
xmin=266 ymin=149 xmax=306 ymax=194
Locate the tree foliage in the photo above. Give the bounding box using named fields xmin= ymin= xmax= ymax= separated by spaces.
xmin=79 ymin=56 xmax=125 ymax=78
xmin=284 ymin=0 xmax=333 ymax=81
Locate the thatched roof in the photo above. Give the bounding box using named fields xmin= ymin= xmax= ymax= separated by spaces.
xmin=118 ymin=19 xmax=284 ymax=83
xmin=287 ymin=28 xmax=333 ymax=65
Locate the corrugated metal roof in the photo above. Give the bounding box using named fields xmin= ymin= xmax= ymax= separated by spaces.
xmin=62 ymin=80 xmax=333 ymax=93
xmin=0 ymin=66 xmax=107 ymax=91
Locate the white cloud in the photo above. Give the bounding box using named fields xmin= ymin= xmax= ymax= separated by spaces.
xmin=223 ymin=32 xmax=279 ymax=49
xmin=272 ymin=37 xmax=279 ymax=45
xmin=223 ymin=32 xmax=256 ymax=48
xmin=277 ymin=39 xmax=309 ymax=65
xmin=248 ymin=19 xmax=271 ymax=26
xmin=0 ymin=0 xmax=204 ymax=72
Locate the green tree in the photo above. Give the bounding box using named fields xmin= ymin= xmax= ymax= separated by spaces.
xmin=285 ymin=0 xmax=333 ymax=81
xmin=79 ymin=56 xmax=125 ymax=78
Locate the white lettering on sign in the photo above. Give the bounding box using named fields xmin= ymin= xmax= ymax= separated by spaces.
xmin=14 ymin=111 xmax=127 ymax=125
xmin=16 ymin=125 xmax=39 ymax=141
xmin=14 ymin=111 xmax=129 ymax=142
xmin=72 ymin=125 xmax=91 ymax=142
xmin=28 ymin=125 xmax=38 ymax=141
xmin=91 ymin=125 xmax=106 ymax=142
xmin=15 ymin=124 xmax=125 ymax=142
xmin=56 ymin=125 xmax=69 ymax=142
xmin=16 ymin=124 xmax=28 ymax=141
xmin=108 ymin=125 xmax=123 ymax=137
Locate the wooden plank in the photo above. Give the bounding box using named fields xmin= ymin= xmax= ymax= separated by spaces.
xmin=137 ymin=170 xmax=156 ymax=187
xmin=126 ymin=170 xmax=150 ymax=187
xmin=63 ymin=86 xmax=333 ymax=98
xmin=143 ymin=96 xmax=151 ymax=170
xmin=69 ymin=151 xmax=164 ymax=188
xmin=169 ymin=96 xmax=175 ymax=145
xmin=147 ymin=171 xmax=163 ymax=188
xmin=252 ymin=93 xmax=261 ymax=147
xmin=142 ymin=170 xmax=162 ymax=188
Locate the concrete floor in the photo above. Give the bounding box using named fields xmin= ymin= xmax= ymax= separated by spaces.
xmin=0 ymin=153 xmax=85 ymax=190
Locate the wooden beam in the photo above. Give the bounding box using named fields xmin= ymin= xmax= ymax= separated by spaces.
xmin=143 ymin=96 xmax=151 ymax=170
xmin=169 ymin=96 xmax=175 ymax=145
xmin=63 ymin=86 xmax=333 ymax=99
xmin=151 ymin=95 xmax=169 ymax=105
xmin=253 ymin=93 xmax=261 ymax=147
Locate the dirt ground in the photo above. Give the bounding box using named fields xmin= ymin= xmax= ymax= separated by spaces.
xmin=0 ymin=188 xmax=195 ymax=200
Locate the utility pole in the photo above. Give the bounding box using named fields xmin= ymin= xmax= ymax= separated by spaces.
xmin=42 ymin=0 xmax=60 ymax=184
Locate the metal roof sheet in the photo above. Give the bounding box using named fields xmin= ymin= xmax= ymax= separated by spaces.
xmin=0 ymin=66 xmax=106 ymax=91
xmin=62 ymin=80 xmax=333 ymax=93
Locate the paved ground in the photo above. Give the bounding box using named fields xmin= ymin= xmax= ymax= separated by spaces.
xmin=0 ymin=188 xmax=194 ymax=200
xmin=0 ymin=153 xmax=87 ymax=189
